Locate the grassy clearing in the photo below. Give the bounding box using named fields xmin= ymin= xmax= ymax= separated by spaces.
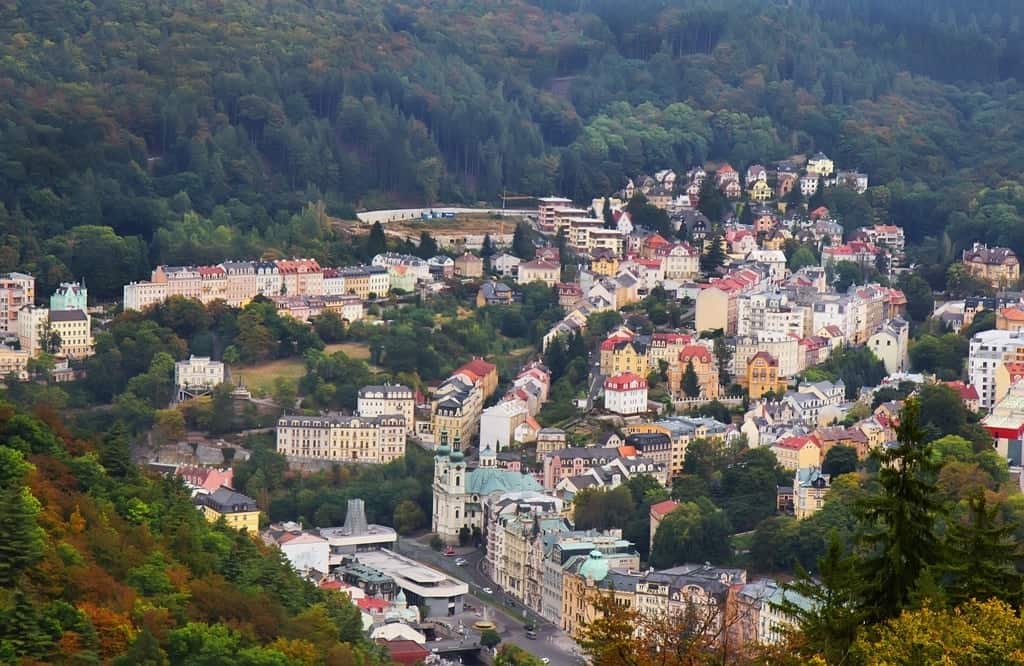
xmin=325 ymin=342 xmax=371 ymax=359
xmin=234 ymin=358 xmax=306 ymax=396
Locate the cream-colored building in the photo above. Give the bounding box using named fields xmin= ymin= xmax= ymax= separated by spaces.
xmin=358 ymin=384 xmax=416 ymax=434
xmin=695 ymin=286 xmax=731 ymax=335
xmin=0 ymin=345 xmax=30 ymax=380
xmin=734 ymin=333 xmax=803 ymax=379
xmin=806 ymin=152 xmax=834 ymax=177
xmin=793 ymin=468 xmax=830 ymax=519
xmin=867 ymin=318 xmax=909 ymax=375
xmin=174 ymin=355 xmax=225 ymax=401
xmin=518 ymin=259 xmax=561 ymax=287
xmin=17 ymin=307 xmax=92 ymax=359
xmin=771 ymin=436 xmax=821 ymax=471
xmin=276 ymin=414 xmax=407 ymax=464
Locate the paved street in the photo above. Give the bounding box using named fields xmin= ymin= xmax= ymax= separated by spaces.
xmin=397 ymin=538 xmax=582 ymax=665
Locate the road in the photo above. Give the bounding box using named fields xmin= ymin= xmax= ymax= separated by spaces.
xmin=587 ymin=352 xmax=604 ymax=411
xmin=397 ymin=538 xmax=582 ymax=665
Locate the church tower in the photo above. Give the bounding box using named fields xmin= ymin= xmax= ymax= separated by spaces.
xmin=431 ymin=444 xmax=467 ymax=544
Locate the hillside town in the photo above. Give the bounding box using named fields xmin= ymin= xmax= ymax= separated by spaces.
xmin=4 ymin=154 xmax=1024 ymax=665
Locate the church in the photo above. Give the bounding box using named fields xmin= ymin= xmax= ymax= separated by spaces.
xmin=432 ymin=443 xmax=545 ymax=544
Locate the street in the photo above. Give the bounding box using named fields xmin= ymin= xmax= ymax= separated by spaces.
xmin=397 ymin=538 xmax=582 ymax=665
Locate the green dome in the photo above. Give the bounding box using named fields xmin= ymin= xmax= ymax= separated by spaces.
xmin=435 ymin=444 xmax=451 ymax=458
xmin=578 ymin=550 xmax=609 ymax=582
xmin=449 ymin=449 xmax=465 ymax=462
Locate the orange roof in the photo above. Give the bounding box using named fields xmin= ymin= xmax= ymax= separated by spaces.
xmin=943 ymin=381 xmax=979 ymax=401
xmin=645 ymin=233 xmax=671 ymax=248
xmin=749 ymin=351 xmax=778 ymax=366
xmin=458 ymin=358 xmax=496 ymax=378
xmin=605 ymin=372 xmax=648 ymax=390
xmin=718 ymin=164 xmax=736 ymax=173
xmin=1000 ymin=307 xmax=1024 ymax=322
xmin=679 ymin=345 xmax=712 ymax=363
xmin=774 ymin=436 xmax=818 ymax=451
xmin=617 ymin=445 xmax=638 ymax=457
xmin=650 ymin=499 xmax=680 ymax=519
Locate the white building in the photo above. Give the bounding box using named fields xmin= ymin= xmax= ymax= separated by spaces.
xmin=603 ymin=372 xmax=648 ymax=415
xmin=969 ymin=329 xmax=1024 ymax=410
xmin=479 ymin=399 xmax=529 ymax=452
xmin=276 ymin=414 xmax=407 ymax=464
xmin=16 ymin=305 xmax=48 ymax=356
xmin=736 ymin=290 xmax=806 ymax=338
xmin=491 ymin=253 xmax=522 ymax=277
xmin=745 ymin=250 xmax=788 ymax=283
xmin=262 ymin=522 xmax=330 ymax=575
xmin=357 ymin=384 xmax=416 ymax=434
xmin=123 ymin=281 xmax=168 ymax=312
xmin=174 ymin=355 xmax=226 ymax=401
xmin=811 ymin=295 xmax=857 ymax=342
xmin=867 ymin=318 xmax=909 ymax=375
xmin=734 ymin=333 xmax=804 ymax=379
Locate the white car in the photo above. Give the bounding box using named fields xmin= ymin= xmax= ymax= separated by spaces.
xmin=541 ymin=659 xmax=550 ymax=664
xmin=455 ymin=558 xmax=467 ymax=566
xmin=482 ymin=587 xmax=493 ymax=594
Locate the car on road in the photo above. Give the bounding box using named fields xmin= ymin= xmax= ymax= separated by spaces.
xmin=481 ymin=587 xmax=493 ymax=594
xmin=455 ymin=558 xmax=467 ymax=566
xmin=541 ymin=659 xmax=550 ymax=664
xmin=443 ymin=546 xmax=456 ymax=556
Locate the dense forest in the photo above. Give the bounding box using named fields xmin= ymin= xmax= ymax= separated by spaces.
xmin=2 ymin=0 xmax=1024 ymax=297
xmin=0 ymin=400 xmax=381 ymax=664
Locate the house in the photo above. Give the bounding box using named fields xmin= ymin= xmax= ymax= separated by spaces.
xmin=867 ymin=318 xmax=909 ymax=375
xmin=806 ymin=152 xmax=834 ymax=177
xmin=175 ymin=466 xmax=234 ymax=493
xmin=649 ymin=500 xmax=680 ymax=551
xmin=943 ymin=381 xmax=980 ymax=413
xmin=670 ymin=344 xmax=720 ymax=398
xmin=746 ymin=164 xmax=767 ymax=184
xmin=793 ymin=468 xmax=830 ymax=519
xmin=982 ymin=381 xmax=1024 ymax=466
xmin=557 ymin=282 xmax=583 ymax=308
xmin=196 ymin=487 xmax=260 ymax=532
xmin=997 ymin=307 xmax=1024 ymax=332
xmin=799 ymin=174 xmax=820 ymax=197
xmin=590 ymin=249 xmax=620 ymax=276
xmin=518 ymin=259 xmax=560 ymax=287
xmin=453 ymin=253 xmax=484 ymax=278
xmin=491 ymin=253 xmax=522 ymax=277
xmin=604 ymin=373 xmax=649 ymax=415
xmin=174 ymin=355 xmax=225 ymax=402
xmin=771 ymin=436 xmax=821 ymax=471
xmin=962 ymin=243 xmax=1020 ymax=289
xmin=746 ymin=351 xmax=786 ymax=399
xmin=748 ymin=180 xmax=773 ymax=203
xmin=476 ymin=280 xmax=516 ymax=307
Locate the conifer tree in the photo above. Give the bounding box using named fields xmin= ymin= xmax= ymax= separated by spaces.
xmin=940 ymin=491 xmax=1023 ymax=607
xmin=700 ymin=234 xmax=726 ymax=274
xmin=100 ymin=420 xmax=133 ymax=478
xmin=682 ymin=359 xmax=701 ymax=397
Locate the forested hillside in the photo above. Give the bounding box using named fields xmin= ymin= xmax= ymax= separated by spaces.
xmin=2 ymin=0 xmax=1023 ymax=297
xmin=0 ymin=400 xmax=379 ymax=664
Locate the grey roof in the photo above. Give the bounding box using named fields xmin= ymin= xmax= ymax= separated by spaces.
xmin=200 ymin=487 xmax=258 ymax=513
xmin=49 ymin=309 xmax=87 ymax=322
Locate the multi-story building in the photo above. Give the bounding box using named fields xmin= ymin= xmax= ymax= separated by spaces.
xmin=174 ymin=355 xmax=225 ymax=401
xmin=196 ymin=487 xmax=260 ymax=533
xmin=734 ymin=333 xmax=803 ymax=380
xmin=255 ymin=261 xmax=283 ymax=296
xmin=962 ymin=243 xmax=1020 ymax=289
xmin=623 ymin=416 xmax=731 ymax=477
xmin=806 ymin=152 xmax=834 ymax=177
xmin=541 ymin=531 xmax=639 ymax=624
xmin=793 ymin=467 xmax=831 ymax=519
xmin=660 ymin=243 xmax=700 ymax=280
xmin=770 ymin=436 xmax=821 ymax=471
xmin=486 ymin=495 xmax=567 ymax=611
xmin=821 ymin=241 xmax=881 ymax=270
xmin=867 ymin=318 xmax=909 ymax=375
xmin=49 ymin=309 xmax=93 ymax=358
xmin=969 ymin=329 xmax=1024 ymax=410
xmin=854 ymin=225 xmax=905 ymax=256
xmin=479 ymin=399 xmax=528 ymax=452
xmin=221 ymin=261 xmax=257 ymax=307
xmin=152 ymin=265 xmax=202 ymax=301
xmin=542 ymin=447 xmax=621 ymax=490
xmin=736 ymin=290 xmax=806 ymax=338
xmin=453 ymin=253 xmax=484 ymax=279
xmin=782 ymin=380 xmax=846 ymax=426
xmin=670 ymin=344 xmax=720 ymax=398
xmin=0 ymin=344 xmax=30 ymax=380
xmin=357 ymin=384 xmax=416 ymax=434
xmin=518 ymin=259 xmax=561 ymax=287
xmin=535 ymin=427 xmax=567 ymax=457
xmin=811 ymin=294 xmax=857 ymax=342
xmin=276 ymin=414 xmax=407 ymax=464
xmin=536 ymin=197 xmax=575 ymax=234
xmin=604 ymin=372 xmax=648 ymax=415
xmin=197 ymin=265 xmax=228 ymax=302
xmin=277 ymin=258 xmax=324 ymax=297
xmin=0 ymin=273 xmax=34 ymax=334
xmin=123 ymin=280 xmax=168 ymax=311
xmin=745 ymin=351 xmax=786 ymax=399
xmin=49 ymin=282 xmax=87 ymax=311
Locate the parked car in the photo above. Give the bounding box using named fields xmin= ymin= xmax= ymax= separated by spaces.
xmin=482 ymin=587 xmax=493 ymax=594
xmin=455 ymin=558 xmax=467 ymax=566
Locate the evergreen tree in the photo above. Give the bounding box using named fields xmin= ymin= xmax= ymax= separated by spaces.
xmin=100 ymin=420 xmax=133 ymax=479
xmin=481 ymin=234 xmax=494 ymax=260
xmin=113 ymin=630 xmax=169 ymax=666
xmin=712 ymin=337 xmax=731 ymax=386
xmin=602 ymin=197 xmax=614 ymax=228
xmin=544 ymin=337 xmax=568 ymax=381
xmin=697 ymin=175 xmax=727 ymax=222
xmin=363 ymin=221 xmax=387 ymax=259
xmin=940 ymin=491 xmax=1023 ymax=607
xmin=0 ymin=448 xmax=43 ymax=587
xmin=700 ymin=234 xmax=726 ymax=274
xmin=682 ymin=359 xmax=701 ymax=398
xmin=416 ymin=231 xmax=439 ymax=259
xmin=857 ymin=398 xmax=944 ymax=623
xmin=512 ymin=223 xmax=535 ymax=260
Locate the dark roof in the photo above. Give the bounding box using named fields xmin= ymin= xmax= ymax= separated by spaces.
xmin=199 ymin=487 xmax=258 ymax=513
xmin=49 ymin=309 xmax=88 ymax=322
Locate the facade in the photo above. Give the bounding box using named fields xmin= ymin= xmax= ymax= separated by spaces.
xmin=196 ymin=487 xmax=260 ymax=532
xmin=671 ymin=344 xmax=720 ymax=398
xmin=174 ymin=355 xmax=225 ymax=401
xmin=49 ymin=282 xmax=87 ymax=311
xmin=806 ymin=152 xmax=834 ymax=177
xmin=518 ymin=259 xmax=561 ymax=287
xmin=357 ymin=384 xmax=416 ymax=434
xmin=982 ymin=381 xmax=1024 ymax=466
xmin=604 ymin=373 xmax=648 ymax=415
xmin=867 ymin=318 xmax=909 ymax=375
xmin=745 ymin=351 xmax=786 ymax=399
xmin=276 ymin=414 xmax=407 ymax=464
xmin=0 ymin=345 xmax=30 ymax=380
xmin=734 ymin=333 xmax=803 ymax=380
xmin=49 ymin=309 xmax=92 ymax=358
xmin=962 ymin=243 xmax=1020 ymax=289
xmin=453 ymin=253 xmax=484 ymax=278
xmin=535 ymin=427 xmax=567 ymax=457
xmin=968 ymin=330 xmax=1024 ymax=410
xmin=770 ymin=436 xmax=821 ymax=471
xmin=479 ymin=400 xmax=528 ymax=452
xmin=0 ymin=273 xmax=34 ymax=334
xmin=793 ymin=467 xmax=830 ymax=519
xmin=736 ymin=290 xmax=805 ymax=338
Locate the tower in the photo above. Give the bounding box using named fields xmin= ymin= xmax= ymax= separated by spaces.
xmin=480 ymin=442 xmax=496 ymax=468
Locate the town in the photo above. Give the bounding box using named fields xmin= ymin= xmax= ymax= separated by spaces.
xmin=3 ymin=154 xmax=1023 ymax=665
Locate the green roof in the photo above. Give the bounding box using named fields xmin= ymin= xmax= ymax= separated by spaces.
xmin=465 ymin=467 xmax=543 ymax=495
xmin=578 ymin=550 xmax=609 ymax=582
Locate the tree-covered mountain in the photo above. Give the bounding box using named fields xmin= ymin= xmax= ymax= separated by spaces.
xmin=0 ymin=401 xmax=380 ymax=664
xmin=1 ymin=0 xmax=1023 ymax=296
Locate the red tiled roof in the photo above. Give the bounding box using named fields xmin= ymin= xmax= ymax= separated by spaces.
xmin=679 ymin=345 xmax=712 ymax=364
xmin=650 ymin=499 xmax=680 ymax=519
xmin=1000 ymin=307 xmax=1024 ymax=322
xmin=458 ymin=358 xmax=496 ymax=378
xmin=774 ymin=436 xmax=818 ymax=451
xmin=943 ymin=380 xmax=980 ymax=401
xmin=357 ymin=598 xmax=390 ymax=611
xmin=605 ymin=372 xmax=648 ymax=390
xmin=749 ymin=351 xmax=778 ymax=366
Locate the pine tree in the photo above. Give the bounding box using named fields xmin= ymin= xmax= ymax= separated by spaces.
xmin=940 ymin=491 xmax=1023 ymax=607
xmin=481 ymin=234 xmax=494 ymax=260
xmin=363 ymin=221 xmax=386 ymax=260
xmin=512 ymin=223 xmax=535 ymax=260
xmin=0 ymin=448 xmax=44 ymax=588
xmin=856 ymin=398 xmax=944 ymax=623
xmin=682 ymin=359 xmax=701 ymax=398
xmin=416 ymin=231 xmax=439 ymax=259
xmin=100 ymin=420 xmax=132 ymax=478
xmin=700 ymin=234 xmax=726 ymax=274
xmin=602 ymin=197 xmax=614 ymax=228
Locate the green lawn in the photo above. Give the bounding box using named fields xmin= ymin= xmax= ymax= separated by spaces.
xmin=233 ymin=358 xmax=306 ymax=396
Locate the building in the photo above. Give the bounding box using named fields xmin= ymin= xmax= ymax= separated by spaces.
xmin=318 ymin=499 xmax=398 ymax=566
xmin=648 ymin=500 xmax=679 ymax=551
xmin=49 ymin=282 xmax=87 ymax=311
xmin=276 ymin=414 xmax=407 ymax=464
xmin=968 ymin=330 xmax=1024 ymax=410
xmin=357 ymin=384 xmax=416 ymax=434
xmin=962 ymin=243 xmax=1020 ymax=289
xmin=0 ymin=345 xmax=30 ymax=380
xmin=671 ymin=345 xmax=719 ymax=398
xmin=431 ymin=445 xmax=544 ymax=544
xmin=479 ymin=400 xmax=528 ymax=452
xmin=542 ymin=447 xmax=621 ymax=489
xmin=262 ymin=522 xmax=330 ymax=575
xmin=196 ymin=487 xmax=260 ymax=532
xmin=476 ymin=280 xmax=516 ymax=307
xmin=604 ymin=373 xmax=648 ymax=415
xmin=867 ymin=318 xmax=909 ymax=375
xmin=491 ymin=253 xmax=521 ymax=277
xmin=745 ymin=351 xmax=786 ymax=399
xmin=736 ymin=290 xmax=805 ymax=338
xmin=734 ymin=333 xmax=803 ymax=380
xmin=793 ymin=468 xmax=830 ymax=519
xmin=997 ymin=307 xmax=1024 ymax=332
xmin=770 ymin=436 xmax=821 ymax=471
xmin=806 ymin=152 xmax=834 ymax=177
xmin=221 ymin=261 xmax=258 ymax=306
xmin=537 ymin=196 xmax=575 ymax=233
xmin=123 ymin=280 xmax=168 ymax=311
xmin=854 ymin=225 xmax=905 ymax=256
xmin=18 ymin=307 xmax=92 ymax=359
xmin=536 ymin=427 xmax=567 ymax=457
xmin=0 ymin=273 xmax=34 ymax=334
xmin=453 ymin=253 xmax=484 ymax=278
xmin=982 ymin=381 xmax=1024 ymax=466
xmin=355 ymin=549 xmax=469 ymax=617
xmin=174 ymin=355 xmax=226 ymax=402
xmin=600 ymin=337 xmax=649 ymax=376
xmin=518 ymin=259 xmax=560 ymax=287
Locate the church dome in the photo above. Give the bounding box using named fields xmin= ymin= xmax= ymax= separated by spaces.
xmin=579 ymin=550 xmax=609 ymax=582
xmin=449 ymin=449 xmax=465 ymax=462
xmin=435 ymin=444 xmax=451 ymax=458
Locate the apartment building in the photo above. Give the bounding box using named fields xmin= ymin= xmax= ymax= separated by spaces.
xmin=962 ymin=243 xmax=1020 ymax=289
xmin=357 ymin=384 xmax=416 ymax=434
xmin=0 ymin=273 xmax=34 ymax=334
xmin=969 ymin=329 xmax=1024 ymax=410
xmin=276 ymin=414 xmax=407 ymax=464
xmin=736 ymin=290 xmax=806 ymax=338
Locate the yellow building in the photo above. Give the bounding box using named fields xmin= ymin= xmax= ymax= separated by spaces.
xmin=748 ymin=180 xmax=773 ymax=203
xmin=806 ymin=152 xmax=834 ymax=177
xmin=745 ymin=351 xmax=786 ymax=399
xmin=591 ymin=251 xmax=620 ymax=277
xmin=600 ymin=339 xmax=648 ymax=376
xmin=962 ymin=244 xmax=1020 ymax=289
xmin=770 ymin=436 xmax=821 ymax=471
xmin=197 ymin=487 xmax=261 ymax=532
xmin=0 ymin=344 xmax=29 ymax=380
xmin=561 ymin=551 xmax=634 ymax=639
xmin=671 ymin=345 xmax=720 ymax=398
